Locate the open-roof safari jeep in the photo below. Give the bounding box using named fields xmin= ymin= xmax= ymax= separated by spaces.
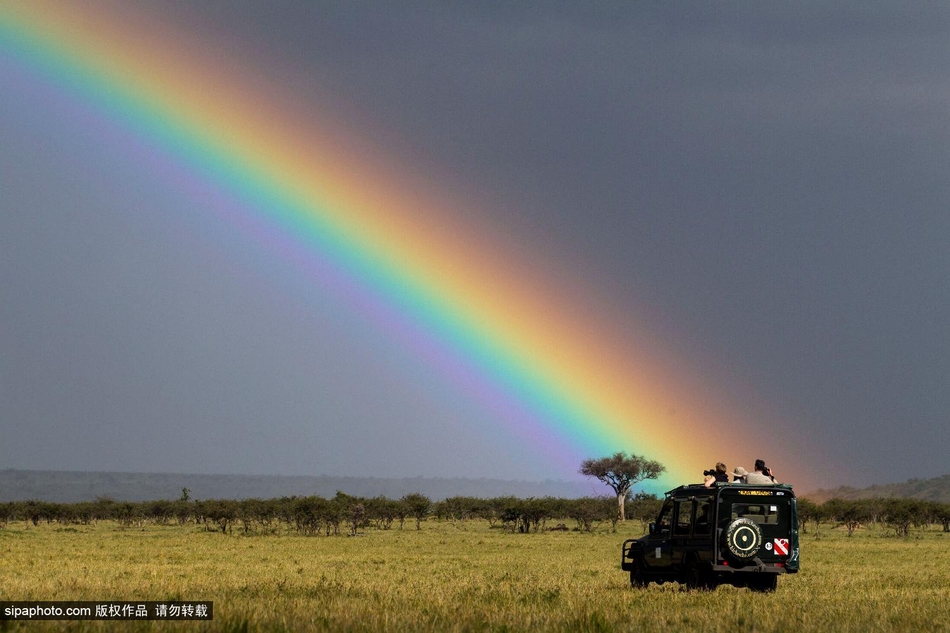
xmin=621 ymin=482 xmax=799 ymax=591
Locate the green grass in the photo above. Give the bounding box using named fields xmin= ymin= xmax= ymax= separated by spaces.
xmin=1 ymin=521 xmax=949 ymax=631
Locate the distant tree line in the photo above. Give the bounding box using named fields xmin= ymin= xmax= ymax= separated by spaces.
xmin=4 ymin=494 xmax=946 ymax=538
xmin=797 ymin=497 xmax=950 ymax=537
xmin=0 ymin=493 xmax=665 ymax=535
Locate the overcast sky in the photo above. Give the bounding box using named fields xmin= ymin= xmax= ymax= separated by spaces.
xmin=2 ymin=2 xmax=948 ymax=490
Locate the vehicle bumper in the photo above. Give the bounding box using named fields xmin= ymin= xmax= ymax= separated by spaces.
xmin=711 ymin=563 xmax=786 ymax=574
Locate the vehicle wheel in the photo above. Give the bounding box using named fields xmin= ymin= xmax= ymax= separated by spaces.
xmin=630 ymin=561 xmax=647 ymax=588
xmin=684 ymin=563 xmax=701 ymax=590
xmin=722 ymin=518 xmax=763 ymax=561
xmin=749 ymin=575 xmax=778 ymax=592
xmin=684 ymin=561 xmax=712 ymax=591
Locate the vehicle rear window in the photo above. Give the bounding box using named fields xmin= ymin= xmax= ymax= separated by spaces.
xmin=730 ymin=503 xmax=781 ymax=525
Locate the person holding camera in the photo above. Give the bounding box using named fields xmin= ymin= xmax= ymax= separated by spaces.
xmin=703 ymin=462 xmax=729 ymax=488
xmin=745 ymin=459 xmax=776 ymax=484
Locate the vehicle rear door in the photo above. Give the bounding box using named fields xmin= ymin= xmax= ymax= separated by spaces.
xmin=718 ymin=488 xmax=795 ymax=567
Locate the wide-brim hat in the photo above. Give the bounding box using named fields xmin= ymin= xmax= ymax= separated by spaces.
xmin=732 ymin=466 xmax=749 ymax=477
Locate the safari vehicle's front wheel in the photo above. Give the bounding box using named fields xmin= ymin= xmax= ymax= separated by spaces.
xmin=629 ymin=561 xmax=647 ymax=588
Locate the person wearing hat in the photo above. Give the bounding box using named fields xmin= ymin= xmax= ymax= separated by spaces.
xmin=732 ymin=466 xmax=748 ymax=483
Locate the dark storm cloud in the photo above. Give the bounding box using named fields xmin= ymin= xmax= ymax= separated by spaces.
xmin=172 ymin=2 xmax=950 ymax=477
xmin=2 ymin=2 xmax=947 ymax=485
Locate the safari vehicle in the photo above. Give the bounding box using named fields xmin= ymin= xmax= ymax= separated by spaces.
xmin=621 ymin=482 xmax=799 ymax=591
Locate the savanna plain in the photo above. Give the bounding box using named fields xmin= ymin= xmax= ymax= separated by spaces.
xmin=2 ymin=519 xmax=949 ymax=632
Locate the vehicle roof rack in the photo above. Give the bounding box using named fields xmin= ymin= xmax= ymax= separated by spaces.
xmin=666 ymin=482 xmax=795 ymax=496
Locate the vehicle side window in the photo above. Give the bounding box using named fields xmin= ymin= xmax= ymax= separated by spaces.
xmin=693 ymin=500 xmax=712 ymax=535
xmin=656 ymin=500 xmax=673 ymax=534
xmin=674 ymin=499 xmax=692 ymax=535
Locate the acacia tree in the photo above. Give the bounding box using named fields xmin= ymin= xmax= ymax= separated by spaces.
xmin=932 ymin=502 xmax=950 ymax=533
xmin=400 ymin=493 xmax=431 ymax=530
xmin=579 ymin=452 xmax=665 ymax=521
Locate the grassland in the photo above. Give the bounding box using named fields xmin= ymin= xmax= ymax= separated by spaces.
xmin=1 ymin=519 xmax=949 ymax=632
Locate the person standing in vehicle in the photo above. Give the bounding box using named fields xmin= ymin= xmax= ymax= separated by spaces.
xmin=704 ymin=462 xmax=729 ymax=488
xmin=746 ymin=459 xmax=776 ymax=484
xmin=732 ymin=466 xmax=748 ymax=483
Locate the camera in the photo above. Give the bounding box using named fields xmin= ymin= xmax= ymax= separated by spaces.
xmin=703 ymin=469 xmax=716 ymax=477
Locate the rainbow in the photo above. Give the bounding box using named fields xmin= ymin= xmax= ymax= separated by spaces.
xmin=0 ymin=2 xmax=789 ymax=490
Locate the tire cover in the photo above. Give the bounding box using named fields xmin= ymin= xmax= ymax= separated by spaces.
xmin=723 ymin=518 xmax=763 ymax=560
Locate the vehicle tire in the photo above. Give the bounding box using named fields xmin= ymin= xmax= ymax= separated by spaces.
xmin=684 ymin=563 xmax=701 ymax=590
xmin=722 ymin=518 xmax=763 ymax=561
xmin=749 ymin=574 xmax=778 ymax=592
xmin=684 ymin=560 xmax=713 ymax=591
xmin=630 ymin=561 xmax=647 ymax=588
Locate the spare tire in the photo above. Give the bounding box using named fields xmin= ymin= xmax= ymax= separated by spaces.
xmin=722 ymin=518 xmax=763 ymax=561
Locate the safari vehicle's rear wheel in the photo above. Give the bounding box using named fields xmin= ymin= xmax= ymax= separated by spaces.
xmin=749 ymin=574 xmax=778 ymax=592
xmin=722 ymin=517 xmax=763 ymax=562
xmin=684 ymin=560 xmax=715 ymax=591
xmin=748 ymin=574 xmax=778 ymax=592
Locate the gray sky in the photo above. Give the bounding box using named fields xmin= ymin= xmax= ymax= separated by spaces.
xmin=1 ymin=2 xmax=948 ymax=490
